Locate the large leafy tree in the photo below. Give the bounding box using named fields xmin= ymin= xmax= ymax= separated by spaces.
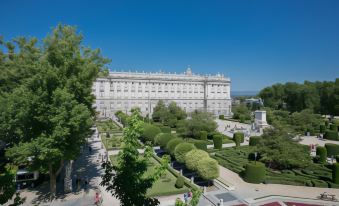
xmin=0 ymin=24 xmax=109 ymax=197
xmin=101 ymin=112 xmax=169 ymax=206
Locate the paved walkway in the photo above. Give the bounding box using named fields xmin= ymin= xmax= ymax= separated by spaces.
xmin=215 ymin=119 xmax=262 ymax=138
xmin=299 ymin=136 xmax=339 ymax=147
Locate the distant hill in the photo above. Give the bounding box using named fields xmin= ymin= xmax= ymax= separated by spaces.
xmin=231 ymin=91 xmax=258 ymax=97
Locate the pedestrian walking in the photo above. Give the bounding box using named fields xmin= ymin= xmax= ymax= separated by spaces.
xmin=89 ymin=146 xmax=92 ymax=154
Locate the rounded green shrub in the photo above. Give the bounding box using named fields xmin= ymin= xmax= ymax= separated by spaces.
xmin=174 ymin=143 xmax=196 ymax=163
xmin=166 ymin=138 xmax=184 ymax=156
xmin=219 ymin=114 xmax=224 ymax=120
xmin=325 ymin=143 xmax=339 ymax=157
xmin=213 ymin=134 xmax=222 ymax=149
xmin=160 ymin=126 xmax=171 ymax=133
xmin=199 ymin=131 xmax=208 ymax=141
xmin=320 ymin=124 xmax=326 ymax=134
xmin=234 ymin=132 xmax=244 ymax=147
xmin=175 ymin=176 xmax=185 ymax=188
xmin=332 ymin=163 xmax=339 ymax=184
xmin=184 ymin=149 xmax=209 ymax=171
xmin=249 ymin=136 xmax=261 ymax=146
xmin=330 ymin=124 xmax=338 ymax=132
xmin=243 ymin=162 xmax=266 ymax=183
xmin=194 ymin=140 xmax=207 ymax=151
xmin=155 ymin=133 xmax=174 ymax=148
xmin=324 ymin=130 xmax=338 ymax=141
xmin=142 ymin=123 xmax=162 ymax=143
xmin=196 ymin=158 xmax=219 ymax=180
xmin=316 ymin=146 xmax=327 ymax=163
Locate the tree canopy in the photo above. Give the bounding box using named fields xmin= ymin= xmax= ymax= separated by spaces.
xmin=152 ymin=100 xmax=186 ymax=127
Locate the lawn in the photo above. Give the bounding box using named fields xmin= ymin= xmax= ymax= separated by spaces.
xmin=109 ymin=155 xmax=189 ymax=196
xmin=96 ymin=120 xmax=122 ymax=134
xmin=213 ymin=146 xmax=339 ymax=188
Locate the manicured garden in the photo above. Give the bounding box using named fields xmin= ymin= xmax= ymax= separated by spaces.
xmin=97 ymin=120 xmax=124 ymax=149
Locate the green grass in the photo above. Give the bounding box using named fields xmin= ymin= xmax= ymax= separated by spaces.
xmin=109 ymin=155 xmax=189 ymax=196
xmin=222 ymin=137 xmax=234 ymax=144
xmin=101 ymin=134 xmax=123 ymax=150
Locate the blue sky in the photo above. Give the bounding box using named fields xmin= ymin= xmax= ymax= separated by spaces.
xmin=1 ymin=0 xmax=338 ymax=91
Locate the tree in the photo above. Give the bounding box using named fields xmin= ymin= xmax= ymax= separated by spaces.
xmin=174 ymin=143 xmax=196 ymax=163
xmin=152 ymin=100 xmax=168 ymax=123
xmin=196 ymin=158 xmax=219 ymax=180
xmin=184 ymin=149 xmax=209 ymax=171
xmin=0 ymin=24 xmax=109 ymax=197
xmin=232 ymin=104 xmax=251 ymax=122
xmin=101 ymin=112 xmax=169 ymax=206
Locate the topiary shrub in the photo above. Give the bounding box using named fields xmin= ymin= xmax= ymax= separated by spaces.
xmin=213 ymin=134 xmax=222 ymax=149
xmin=175 ymin=175 xmax=185 ymax=188
xmin=243 ymin=162 xmax=266 ymax=184
xmin=333 ymin=163 xmax=339 ymax=184
xmin=199 ymin=131 xmax=208 ymax=141
xmin=316 ymin=146 xmax=327 ymax=163
xmin=174 ymin=143 xmax=196 ymax=163
xmin=194 ymin=140 xmax=207 ymax=151
xmin=142 ymin=123 xmax=162 ymax=143
xmin=234 ymin=132 xmax=244 ymax=147
xmin=249 ymin=136 xmax=261 ymax=146
xmin=320 ymin=124 xmax=326 ymax=134
xmin=196 ymin=157 xmax=219 ymax=180
xmin=219 ymin=115 xmax=224 ymax=120
xmin=185 ymin=149 xmax=209 ymax=171
xmin=166 ymin=138 xmax=184 ymax=156
xmin=330 ymin=124 xmax=338 ymax=132
xmin=155 ymin=133 xmax=174 ymax=148
xmin=325 ymin=143 xmax=339 ymax=157
xmin=160 ymin=126 xmax=171 ymax=133
xmin=324 ymin=130 xmax=339 ymax=141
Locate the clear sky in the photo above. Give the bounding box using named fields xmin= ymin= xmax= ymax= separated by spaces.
xmin=1 ymin=0 xmax=338 ymax=91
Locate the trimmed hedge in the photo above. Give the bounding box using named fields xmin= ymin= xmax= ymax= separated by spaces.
xmin=175 ymin=176 xmax=185 ymax=188
xmin=213 ymin=134 xmax=223 ymax=149
xmin=320 ymin=124 xmax=326 ymax=134
xmin=325 ymin=143 xmax=339 ymax=157
xmin=185 ymin=149 xmax=209 ymax=171
xmin=330 ymin=124 xmax=338 ymax=132
xmin=196 ymin=158 xmax=219 ymax=180
xmin=193 ymin=140 xmax=207 ymax=151
xmin=234 ymin=132 xmax=244 ymax=147
xmin=142 ymin=123 xmax=162 ymax=143
xmin=333 ymin=163 xmax=339 ymax=184
xmin=160 ymin=126 xmax=171 ymax=133
xmin=155 ymin=133 xmax=174 ymax=148
xmin=174 ymin=143 xmax=196 ymax=163
xmin=199 ymin=131 xmax=208 ymax=141
xmin=249 ymin=136 xmax=261 ymax=146
xmin=243 ymin=162 xmax=266 ymax=184
xmin=219 ymin=115 xmax=224 ymax=120
xmin=324 ymin=130 xmax=338 ymax=141
xmin=316 ymin=146 xmax=327 ymax=163
xmin=166 ymin=138 xmax=184 ymax=156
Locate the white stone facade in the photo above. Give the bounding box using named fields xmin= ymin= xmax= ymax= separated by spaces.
xmin=92 ymin=68 xmax=231 ymax=118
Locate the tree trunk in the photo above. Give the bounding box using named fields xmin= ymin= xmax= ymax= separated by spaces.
xmin=49 ymin=164 xmax=56 ymax=199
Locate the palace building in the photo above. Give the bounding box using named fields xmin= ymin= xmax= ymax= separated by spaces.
xmin=92 ymin=67 xmax=231 ymax=118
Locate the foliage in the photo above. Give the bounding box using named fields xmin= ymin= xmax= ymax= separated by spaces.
xmin=249 ymin=136 xmax=261 ymax=146
xmin=0 ymin=24 xmax=109 ymax=196
xmin=324 ymin=130 xmax=339 ymax=141
xmin=174 ymin=143 xmax=196 ymax=163
xmin=219 ymin=115 xmax=224 ymax=120
xmin=160 ymin=126 xmax=171 ymax=133
xmin=232 ymin=104 xmax=251 ymax=122
xmin=177 ymin=110 xmax=217 ymax=138
xmin=199 ymin=131 xmax=208 ymax=141
xmin=193 ymin=140 xmax=207 ymax=151
xmin=316 ymin=146 xmax=327 ymax=163
xmin=175 ymin=176 xmax=184 ymax=188
xmin=0 ymin=168 xmax=16 ymax=204
xmin=333 ymin=163 xmax=339 ymax=184
xmin=142 ymin=123 xmax=162 ymax=143
xmin=320 ymin=124 xmax=326 ymax=133
xmin=196 ymin=158 xmax=219 ymax=180
xmin=166 ymin=138 xmax=184 ymax=156
xmin=330 ymin=124 xmax=338 ymax=132
xmin=324 ymin=143 xmax=339 ymax=157
xmin=234 ymin=132 xmax=244 ymax=147
xmin=101 ymin=113 xmax=169 ymax=206
xmin=184 ymin=149 xmax=209 ymax=171
xmin=115 ymin=111 xmax=129 ymax=126
xmin=257 ymin=128 xmax=312 ymax=170
xmin=243 ymin=162 xmax=266 ymax=183
xmin=155 ymin=133 xmax=174 ymax=148
xmin=175 ymin=189 xmax=201 ymax=206
xmin=213 ymin=134 xmax=222 ymax=149
xmin=152 ymin=101 xmax=186 ymax=127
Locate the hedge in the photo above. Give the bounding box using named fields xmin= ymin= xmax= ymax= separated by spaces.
xmin=330 ymin=124 xmax=338 ymax=132
xmin=155 ymin=133 xmax=174 ymax=148
xmin=199 ymin=131 xmax=208 ymax=141
xmin=316 ymin=146 xmax=327 ymax=163
xmin=325 ymin=143 xmax=339 ymax=157
xmin=166 ymin=138 xmax=184 ymax=156
xmin=249 ymin=136 xmax=261 ymax=146
xmin=174 ymin=143 xmax=196 ymax=163
xmin=234 ymin=132 xmax=244 ymax=147
xmin=219 ymin=115 xmax=224 ymax=120
xmin=160 ymin=126 xmax=172 ymax=133
xmin=175 ymin=176 xmax=185 ymax=188
xmin=324 ymin=130 xmax=338 ymax=141
xmin=196 ymin=158 xmax=219 ymax=180
xmin=193 ymin=140 xmax=207 ymax=151
xmin=243 ymin=162 xmax=266 ymax=184
xmin=320 ymin=124 xmax=326 ymax=134
xmin=142 ymin=123 xmax=162 ymax=143
xmin=185 ymin=149 xmax=209 ymax=171
xmin=333 ymin=163 xmax=339 ymax=184
xmin=213 ymin=135 xmax=222 ymax=149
